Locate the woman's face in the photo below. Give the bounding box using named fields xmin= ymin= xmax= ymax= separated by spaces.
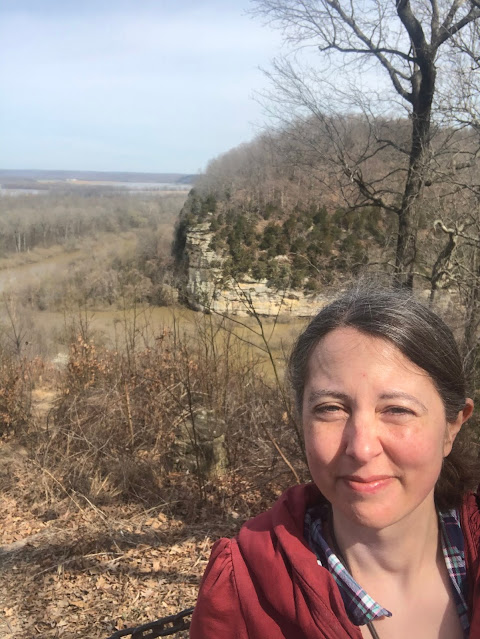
xmin=302 ymin=327 xmax=472 ymax=529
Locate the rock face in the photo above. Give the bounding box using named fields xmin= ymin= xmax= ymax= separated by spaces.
xmin=185 ymin=221 xmax=328 ymax=317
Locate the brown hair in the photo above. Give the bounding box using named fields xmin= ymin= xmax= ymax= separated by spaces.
xmin=289 ymin=284 xmax=479 ymax=510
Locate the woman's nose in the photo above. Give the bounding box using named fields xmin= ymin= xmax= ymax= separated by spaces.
xmin=344 ymin=413 xmax=383 ymax=462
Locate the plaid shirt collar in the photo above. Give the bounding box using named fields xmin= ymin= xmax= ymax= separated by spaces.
xmin=305 ymin=504 xmax=469 ymax=636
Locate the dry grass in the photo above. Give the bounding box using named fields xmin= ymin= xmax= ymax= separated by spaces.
xmin=21 ymin=313 xmax=307 ymax=513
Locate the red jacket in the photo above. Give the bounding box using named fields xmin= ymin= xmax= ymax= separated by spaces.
xmin=190 ymin=483 xmax=480 ymax=638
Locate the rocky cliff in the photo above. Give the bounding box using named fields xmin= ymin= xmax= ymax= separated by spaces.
xmin=184 ymin=221 xmax=328 ymax=317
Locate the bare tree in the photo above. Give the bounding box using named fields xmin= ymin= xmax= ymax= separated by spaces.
xmin=430 ymin=201 xmax=480 ymax=381
xmin=251 ymin=0 xmax=480 ymax=287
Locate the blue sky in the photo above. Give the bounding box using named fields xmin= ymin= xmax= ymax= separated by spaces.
xmin=0 ymin=0 xmax=282 ymax=173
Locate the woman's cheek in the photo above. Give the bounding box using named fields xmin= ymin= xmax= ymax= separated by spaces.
xmin=305 ymin=430 xmax=337 ymax=466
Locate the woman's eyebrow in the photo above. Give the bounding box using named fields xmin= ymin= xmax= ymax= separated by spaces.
xmin=306 ymin=390 xmax=428 ymax=412
xmin=379 ymin=392 xmax=428 ymax=412
xmin=306 ymin=390 xmax=351 ymax=405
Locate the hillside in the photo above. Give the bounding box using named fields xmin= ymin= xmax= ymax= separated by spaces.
xmin=173 ymin=119 xmax=404 ymax=295
xmin=174 ymin=115 xmax=478 ymax=302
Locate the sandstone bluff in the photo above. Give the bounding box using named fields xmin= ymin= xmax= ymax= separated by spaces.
xmin=183 ymin=221 xmax=328 ymax=317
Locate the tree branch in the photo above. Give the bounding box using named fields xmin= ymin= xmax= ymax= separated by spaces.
xmin=436 ymin=0 xmax=480 ymax=46
xmin=318 ymin=42 xmax=416 ymax=62
xmin=323 ymin=0 xmax=413 ymax=101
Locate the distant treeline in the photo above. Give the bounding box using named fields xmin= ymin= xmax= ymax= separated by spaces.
xmin=0 ymin=191 xmax=186 ymax=256
xmin=0 ymin=169 xmax=199 ymax=184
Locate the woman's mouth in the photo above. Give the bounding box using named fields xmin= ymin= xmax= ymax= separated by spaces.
xmin=341 ymin=475 xmax=395 ymax=494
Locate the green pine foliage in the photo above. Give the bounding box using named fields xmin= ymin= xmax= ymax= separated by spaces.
xmin=174 ymin=190 xmax=387 ymax=290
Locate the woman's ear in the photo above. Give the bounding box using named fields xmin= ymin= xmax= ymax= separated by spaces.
xmin=444 ymin=398 xmax=474 ymax=456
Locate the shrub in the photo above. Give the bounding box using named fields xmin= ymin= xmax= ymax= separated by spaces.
xmin=35 ymin=317 xmax=307 ymax=510
xmin=0 ymin=355 xmax=32 ymax=436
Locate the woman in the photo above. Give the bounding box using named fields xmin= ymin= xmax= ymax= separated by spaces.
xmin=190 ymin=286 xmax=480 ymax=639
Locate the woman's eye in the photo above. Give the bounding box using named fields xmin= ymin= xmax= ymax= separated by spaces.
xmin=314 ymin=404 xmax=345 ymax=417
xmin=385 ymin=406 xmax=414 ymax=416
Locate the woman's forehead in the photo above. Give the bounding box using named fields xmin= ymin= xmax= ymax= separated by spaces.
xmin=311 ymin=327 xmax=398 ymax=358
xmin=306 ymin=327 xmax=427 ymax=380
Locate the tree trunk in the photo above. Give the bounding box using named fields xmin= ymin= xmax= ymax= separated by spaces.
xmin=462 ymin=249 xmax=480 ymax=389
xmin=394 ymin=47 xmax=436 ymax=288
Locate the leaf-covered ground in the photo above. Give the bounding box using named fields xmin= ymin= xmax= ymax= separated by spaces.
xmin=0 ymin=441 xmax=240 ymax=639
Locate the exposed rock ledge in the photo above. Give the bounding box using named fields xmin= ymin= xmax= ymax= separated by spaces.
xmin=184 ymin=221 xmax=328 ymax=317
